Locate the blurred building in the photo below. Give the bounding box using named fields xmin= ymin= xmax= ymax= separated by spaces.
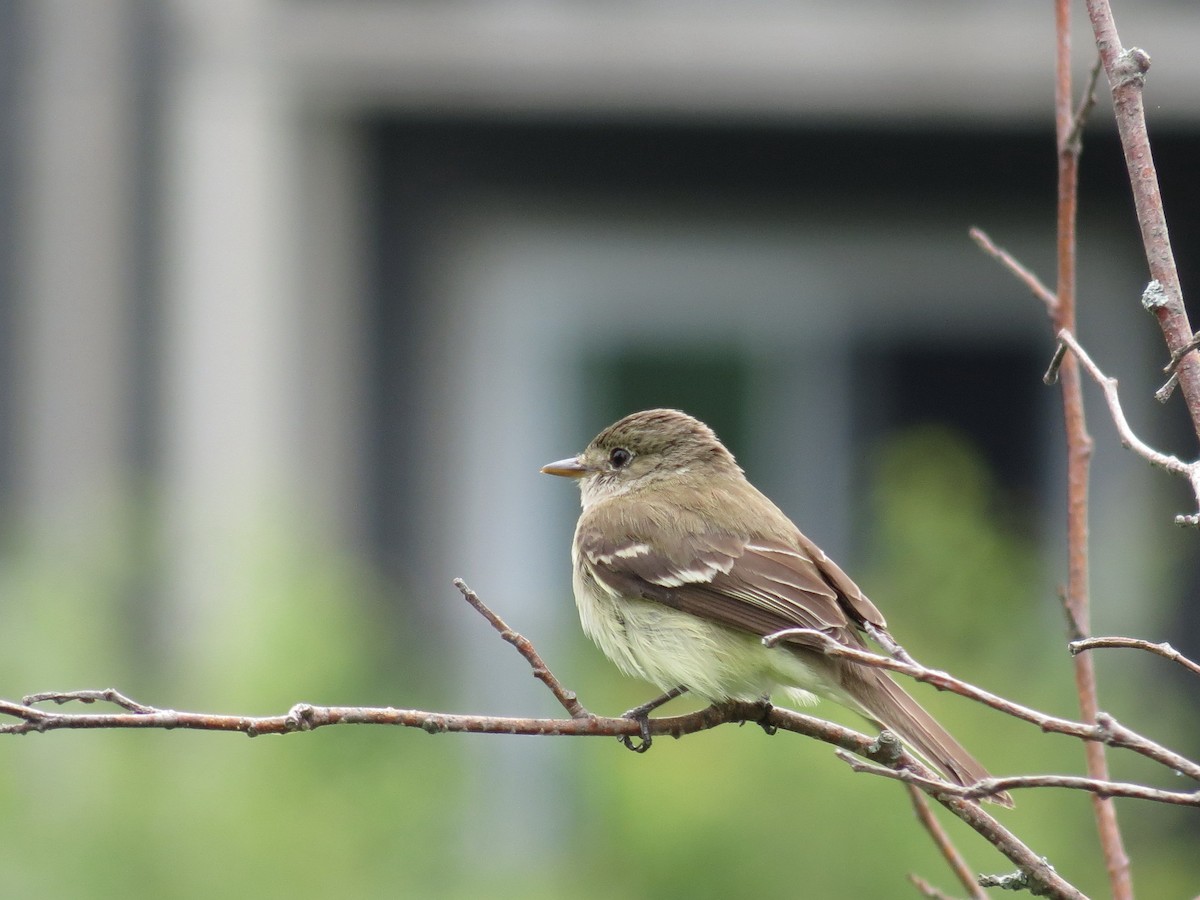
xmin=4 ymin=0 xmax=1199 ymax=876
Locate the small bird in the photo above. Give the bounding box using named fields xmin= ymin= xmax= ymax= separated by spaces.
xmin=542 ymin=408 xmax=1008 ymax=804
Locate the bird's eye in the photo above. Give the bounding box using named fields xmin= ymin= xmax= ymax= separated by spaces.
xmin=609 ymin=447 xmax=632 ymax=469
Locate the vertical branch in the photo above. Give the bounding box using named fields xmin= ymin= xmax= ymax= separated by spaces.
xmin=907 ymin=786 xmax=987 ymax=900
xmin=1084 ymin=0 xmax=1200 ymax=438
xmin=1054 ymin=3 xmax=1134 ymax=897
xmin=1054 ymin=0 xmax=1089 ymax=636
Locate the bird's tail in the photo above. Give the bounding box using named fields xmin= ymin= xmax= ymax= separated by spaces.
xmin=847 ymin=669 xmax=1013 ymax=808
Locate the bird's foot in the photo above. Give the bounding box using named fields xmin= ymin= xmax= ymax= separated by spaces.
xmin=731 ymin=698 xmax=776 ymax=735
xmin=618 ymin=686 xmax=688 ymax=753
xmin=755 ymin=698 xmax=777 ymax=736
xmin=619 ymin=711 xmax=653 ymax=753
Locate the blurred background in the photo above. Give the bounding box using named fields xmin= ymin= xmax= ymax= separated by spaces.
xmin=1 ymin=1 xmax=1199 ymax=897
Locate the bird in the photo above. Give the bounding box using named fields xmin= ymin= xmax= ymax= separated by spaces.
xmin=542 ymin=408 xmax=1009 ymax=804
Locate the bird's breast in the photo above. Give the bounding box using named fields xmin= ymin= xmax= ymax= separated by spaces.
xmin=570 ymin=551 xmax=823 ymax=703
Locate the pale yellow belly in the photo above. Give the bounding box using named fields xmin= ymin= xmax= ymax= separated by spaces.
xmin=573 ymin=563 xmax=835 ymax=707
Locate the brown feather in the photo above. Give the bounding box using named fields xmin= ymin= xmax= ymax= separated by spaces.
xmin=557 ymin=409 xmax=1008 ymax=804
xmin=848 ymin=666 xmax=1008 ymax=802
xmin=576 ymin=481 xmax=1011 ymax=804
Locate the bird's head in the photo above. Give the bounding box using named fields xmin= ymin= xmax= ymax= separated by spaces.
xmin=541 ymin=408 xmax=742 ymax=505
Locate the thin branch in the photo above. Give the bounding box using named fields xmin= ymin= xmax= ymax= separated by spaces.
xmin=22 ymin=688 xmax=156 ymax=713
xmin=1053 ymin=4 xmax=1131 ymax=891
xmin=1159 ymin=331 xmax=1200 ymax=402
xmin=865 ymin=620 xmax=920 ymax=667
xmin=907 ymin=874 xmax=963 ymax=900
xmin=1046 ymin=331 xmax=1193 ymax=476
xmin=1071 ymin=636 xmax=1200 ymax=678
xmin=969 ymin=227 xmax=1057 ymax=315
xmin=1064 ymin=54 xmax=1104 ymax=155
xmin=1043 ymin=344 xmax=1071 ymax=389
xmin=0 ymin=696 xmax=717 ymax=740
xmin=907 ymin=786 xmax=987 ymax=900
xmin=2 ymin=579 xmax=1100 ymax=898
xmin=1051 ymin=328 xmax=1200 ymax=526
xmin=452 ymin=578 xmax=590 ymax=718
xmin=839 ymin=753 xmax=1084 ymax=899
xmin=764 ymin=627 xmax=1200 ymax=782
xmin=841 ymin=753 xmax=1200 ymax=807
xmin=712 ymin=712 xmax=1080 ymax=898
xmin=0 ymin=690 xmax=1087 ymax=897
xmin=1084 ymin=1 xmax=1200 ymax=438
xmin=1165 ymin=332 xmax=1200 ymax=379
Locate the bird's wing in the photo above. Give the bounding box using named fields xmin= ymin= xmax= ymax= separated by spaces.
xmin=576 ymin=498 xmax=1011 ymax=803
xmin=576 ymin=511 xmax=885 ymax=643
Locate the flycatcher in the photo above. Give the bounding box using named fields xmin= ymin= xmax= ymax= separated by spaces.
xmin=542 ymin=408 xmax=1008 ymax=804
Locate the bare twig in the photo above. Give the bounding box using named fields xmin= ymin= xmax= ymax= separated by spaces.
xmin=907 ymin=874 xmax=962 ymax=900
xmin=1084 ymin=1 xmax=1200 ymax=438
xmin=21 ymin=688 xmax=157 ymax=713
xmin=907 ymin=786 xmax=986 ymax=900
xmin=1071 ymin=636 xmax=1200 ymax=678
xmin=0 ymin=578 xmax=1104 ymax=899
xmin=1044 ymin=343 xmax=1070 ymax=389
xmin=1159 ymin=332 xmax=1200 ymax=402
xmin=1064 ymin=54 xmax=1104 ymax=154
xmin=969 ymin=227 xmax=1057 ymax=314
xmin=764 ymin=626 xmax=1200 ymax=782
xmin=1055 ymin=18 xmax=1124 ymax=892
xmin=865 ymin=620 xmax=920 ymax=667
xmin=840 ymin=753 xmax=1200 ymax=807
xmin=0 ymin=690 xmax=1089 ymax=896
xmin=1048 ymin=332 xmax=1194 ymax=477
xmin=452 ymin=578 xmax=590 ymax=718
xmin=1053 ymin=328 xmax=1200 ymax=526
xmin=1163 ymin=332 xmax=1200 ymax=379
xmin=749 ymin=716 xmax=1085 ymax=898
xmin=1054 ymin=6 xmax=1130 ymax=889
xmin=845 ymin=755 xmax=1083 ymax=898
xmin=967 ymin=234 xmax=1126 ymax=867
xmin=1 ymin=695 xmax=716 ymax=740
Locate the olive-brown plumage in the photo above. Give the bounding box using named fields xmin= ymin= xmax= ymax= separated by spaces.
xmin=543 ymin=408 xmax=1009 ymax=805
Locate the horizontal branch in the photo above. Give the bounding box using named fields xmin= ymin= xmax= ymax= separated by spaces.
xmin=1070 ymin=635 xmax=1200 ymax=679
xmin=0 ymin=687 xmax=1083 ymax=899
xmin=0 ymin=692 xmax=729 ymax=740
xmin=4 ymin=581 xmax=1189 ymax=899
xmin=838 ymin=752 xmax=1200 ymax=807
xmin=764 ymin=626 xmax=1200 ymax=782
xmin=0 ymin=563 xmax=1087 ymax=896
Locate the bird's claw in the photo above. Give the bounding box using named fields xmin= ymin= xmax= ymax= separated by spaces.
xmin=616 ymin=686 xmax=689 ymax=752
xmin=756 ymin=699 xmax=777 ymax=736
xmin=619 ymin=708 xmax=654 ymax=753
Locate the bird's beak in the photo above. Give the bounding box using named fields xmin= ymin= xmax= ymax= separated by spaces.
xmin=541 ymin=456 xmax=589 ymax=478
